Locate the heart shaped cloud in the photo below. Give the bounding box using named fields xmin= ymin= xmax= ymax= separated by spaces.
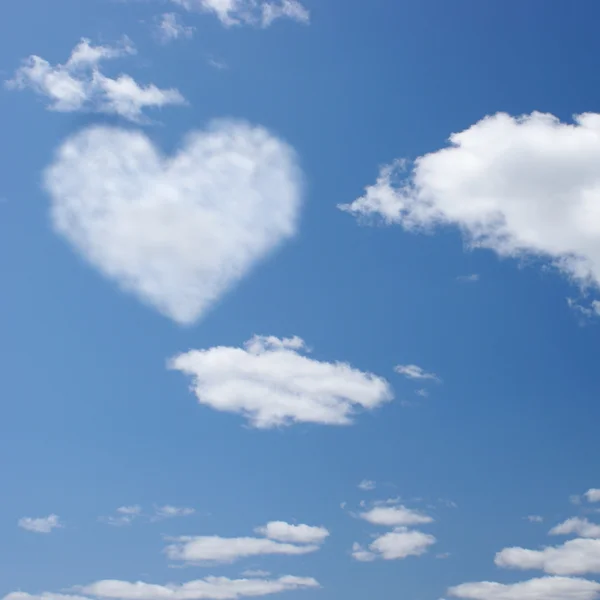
xmin=44 ymin=121 xmax=303 ymax=324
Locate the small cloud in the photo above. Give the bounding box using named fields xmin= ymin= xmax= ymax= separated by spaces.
xmin=352 ymin=528 xmax=436 ymax=562
xmin=585 ymin=489 xmax=600 ymax=503
xmin=457 ymin=274 xmax=480 ymax=283
xmin=207 ymin=56 xmax=228 ymax=70
xmin=436 ymin=552 xmax=451 ymax=559
xmin=415 ymin=388 xmax=429 ymax=398
xmin=567 ymin=298 xmax=600 ymax=320
xmin=100 ymin=505 xmax=142 ymax=526
xmin=394 ymin=364 xmax=441 ymax=383
xmin=153 ymin=505 xmax=195 ymax=520
xmin=526 ymin=515 xmax=544 ymax=523
xmin=156 ymin=13 xmax=195 ymax=43
xmin=358 ymin=480 xmax=376 ymax=491
xmin=255 ymin=521 xmax=329 ymax=545
xmin=18 ymin=514 xmax=62 ymax=534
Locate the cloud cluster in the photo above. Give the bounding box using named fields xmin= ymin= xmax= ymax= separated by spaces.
xmin=172 ymin=0 xmax=309 ymax=28
xmin=17 ymin=514 xmax=62 ymax=534
xmin=340 ymin=112 xmax=600 ymax=301
xmin=165 ymin=520 xmax=329 ymax=564
xmin=352 ymin=500 xmax=436 ymax=562
xmin=44 ymin=122 xmax=303 ymax=325
xmin=4 ymin=575 xmax=319 ymax=600
xmin=449 ymin=490 xmax=600 ymax=600
xmin=100 ymin=504 xmax=195 ymax=525
xmin=169 ymin=335 xmax=393 ymax=428
xmin=6 ymin=38 xmax=185 ymax=122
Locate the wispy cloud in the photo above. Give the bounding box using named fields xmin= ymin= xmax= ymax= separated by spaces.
xmin=172 ymin=0 xmax=309 ymax=28
xmin=6 ymin=38 xmax=185 ymax=122
xmin=156 ymin=13 xmax=195 ymax=42
xmin=394 ymin=364 xmax=440 ymax=382
xmin=99 ymin=505 xmax=142 ymax=527
xmin=358 ymin=480 xmax=376 ymax=491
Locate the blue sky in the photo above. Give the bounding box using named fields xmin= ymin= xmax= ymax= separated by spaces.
xmin=2 ymin=1 xmax=600 ymax=600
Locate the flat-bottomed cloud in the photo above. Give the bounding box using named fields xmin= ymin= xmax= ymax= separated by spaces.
xmin=169 ymin=335 xmax=393 ymax=427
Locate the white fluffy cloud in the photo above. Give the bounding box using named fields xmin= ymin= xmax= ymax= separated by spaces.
xmin=4 ymin=575 xmax=319 ymax=600
xmin=448 ymin=576 xmax=600 ymax=600
xmin=6 ymin=38 xmax=184 ymax=121
xmin=340 ymin=112 xmax=600 ymax=297
xmin=352 ymin=528 xmax=436 ymax=562
xmin=157 ymin=13 xmax=195 ymax=42
xmin=165 ymin=535 xmax=319 ymax=564
xmin=550 ymin=518 xmax=600 ymax=538
xmin=169 ymin=335 xmax=393 ymax=428
xmin=255 ymin=521 xmax=329 ymax=544
xmin=359 ymin=504 xmax=433 ymax=527
xmin=172 ymin=0 xmax=309 ymax=28
xmin=44 ymin=122 xmax=303 ymax=325
xmin=394 ymin=364 xmax=440 ymax=382
xmin=586 ymin=489 xmax=600 ymax=503
xmin=17 ymin=514 xmax=62 ymax=534
xmin=495 ymin=538 xmax=600 ymax=575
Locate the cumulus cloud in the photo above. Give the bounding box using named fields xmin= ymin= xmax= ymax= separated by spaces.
xmin=359 ymin=504 xmax=433 ymax=527
xmin=255 ymin=521 xmax=329 ymax=545
xmin=4 ymin=576 xmax=319 ymax=600
xmin=586 ymin=489 xmax=600 ymax=503
xmin=17 ymin=514 xmax=62 ymax=534
xmin=44 ymin=122 xmax=303 ymax=325
xmin=156 ymin=13 xmax=195 ymax=42
xmin=394 ymin=364 xmax=440 ymax=382
xmin=352 ymin=528 xmax=436 ymax=562
xmin=495 ymin=538 xmax=600 ymax=575
xmin=339 ymin=112 xmax=600 ymax=297
xmin=165 ymin=535 xmax=319 ymax=564
xmin=172 ymin=0 xmax=309 ymax=28
xmin=550 ymin=518 xmax=600 ymax=538
xmin=448 ymin=576 xmax=600 ymax=600
xmin=358 ymin=480 xmax=376 ymax=491
xmin=6 ymin=38 xmax=184 ymax=121
xmin=169 ymin=335 xmax=393 ymax=428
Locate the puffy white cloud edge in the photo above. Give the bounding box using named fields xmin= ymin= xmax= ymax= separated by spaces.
xmin=169 ymin=335 xmax=393 ymax=428
xmin=340 ymin=112 xmax=600 ymax=306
